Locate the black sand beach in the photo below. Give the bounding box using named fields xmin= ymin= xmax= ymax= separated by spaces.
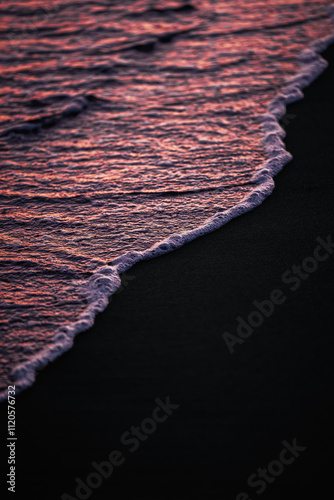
xmin=1 ymin=45 xmax=334 ymax=500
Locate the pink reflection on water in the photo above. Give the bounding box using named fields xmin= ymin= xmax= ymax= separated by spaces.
xmin=0 ymin=0 xmax=333 ymax=388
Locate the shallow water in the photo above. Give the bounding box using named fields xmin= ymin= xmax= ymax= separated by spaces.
xmin=0 ymin=0 xmax=333 ymax=392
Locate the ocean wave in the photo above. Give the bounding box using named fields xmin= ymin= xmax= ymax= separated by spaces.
xmin=1 ymin=1 xmax=334 ymax=401
xmin=0 ymin=96 xmax=90 ymax=137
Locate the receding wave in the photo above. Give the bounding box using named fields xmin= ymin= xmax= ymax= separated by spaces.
xmin=0 ymin=0 xmax=334 ymax=399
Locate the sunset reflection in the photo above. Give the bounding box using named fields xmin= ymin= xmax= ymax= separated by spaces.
xmin=0 ymin=0 xmax=333 ymax=391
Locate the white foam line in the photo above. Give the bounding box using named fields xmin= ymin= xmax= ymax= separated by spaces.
xmin=1 ymin=5 xmax=334 ymax=402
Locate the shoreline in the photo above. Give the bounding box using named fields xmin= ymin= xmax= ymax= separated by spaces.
xmin=3 ymin=22 xmax=334 ymax=403
xmin=1 ymin=45 xmax=334 ymax=500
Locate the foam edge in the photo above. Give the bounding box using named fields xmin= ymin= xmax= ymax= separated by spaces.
xmin=1 ymin=6 xmax=334 ymax=402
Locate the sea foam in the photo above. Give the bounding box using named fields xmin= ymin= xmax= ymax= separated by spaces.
xmin=1 ymin=3 xmax=334 ymax=401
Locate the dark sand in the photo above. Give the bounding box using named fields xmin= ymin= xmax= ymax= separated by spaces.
xmin=1 ymin=46 xmax=334 ymax=500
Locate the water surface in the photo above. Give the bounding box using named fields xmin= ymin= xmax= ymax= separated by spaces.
xmin=0 ymin=0 xmax=333 ymax=391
